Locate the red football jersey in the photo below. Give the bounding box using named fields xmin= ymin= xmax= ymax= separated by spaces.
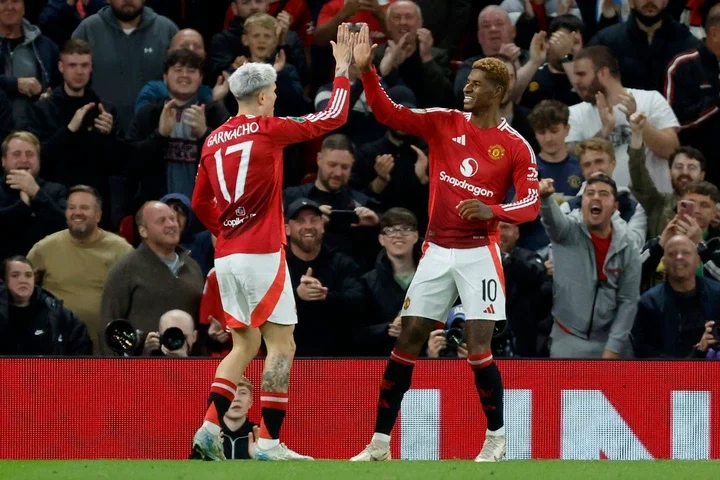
xmin=192 ymin=76 xmax=350 ymax=257
xmin=361 ymin=69 xmax=540 ymax=249
xmin=198 ymin=268 xmax=231 ymax=358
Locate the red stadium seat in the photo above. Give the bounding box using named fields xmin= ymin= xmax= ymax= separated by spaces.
xmin=118 ymin=215 xmax=135 ymax=245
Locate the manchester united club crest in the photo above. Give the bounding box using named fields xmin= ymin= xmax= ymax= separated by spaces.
xmin=403 ymin=297 xmax=411 ymax=310
xmin=488 ymin=144 xmax=506 ymax=160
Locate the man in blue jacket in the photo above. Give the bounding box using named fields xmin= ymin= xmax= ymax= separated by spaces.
xmin=633 ymin=234 xmax=720 ymax=358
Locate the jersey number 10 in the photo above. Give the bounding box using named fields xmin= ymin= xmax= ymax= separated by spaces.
xmin=214 ymin=140 xmax=254 ymax=203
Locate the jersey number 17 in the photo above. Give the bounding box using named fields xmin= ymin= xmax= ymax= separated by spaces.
xmin=214 ymin=140 xmax=254 ymax=203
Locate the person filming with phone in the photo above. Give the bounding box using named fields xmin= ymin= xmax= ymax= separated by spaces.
xmin=639 ymin=181 xmax=720 ymax=292
xmin=284 ymin=134 xmax=381 ymax=270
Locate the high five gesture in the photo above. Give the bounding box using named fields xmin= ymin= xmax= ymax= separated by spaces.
xmin=353 ymin=24 xmax=377 ymax=73
xmin=331 ymin=23 xmax=359 ymax=77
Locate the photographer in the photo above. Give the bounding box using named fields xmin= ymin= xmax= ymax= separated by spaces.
xmin=632 ymin=235 xmax=720 ymax=359
xmin=426 ymin=306 xmax=468 ymax=359
xmin=142 ymin=309 xmax=198 ymax=357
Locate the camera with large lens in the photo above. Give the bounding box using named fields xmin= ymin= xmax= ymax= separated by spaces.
xmin=160 ymin=327 xmax=186 ymax=352
xmin=441 ymin=306 xmax=466 ymax=357
xmin=105 ymin=319 xmax=144 ymax=355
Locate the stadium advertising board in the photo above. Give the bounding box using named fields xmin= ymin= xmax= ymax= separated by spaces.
xmin=1 ymin=359 xmax=717 ymax=460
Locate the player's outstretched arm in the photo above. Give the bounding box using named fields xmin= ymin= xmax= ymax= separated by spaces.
xmin=268 ymin=24 xmax=355 ymax=146
xmin=355 ymin=24 xmax=440 ymax=138
xmin=191 ymin=160 xmax=222 ymax=237
xmin=489 ymin=143 xmax=540 ymax=224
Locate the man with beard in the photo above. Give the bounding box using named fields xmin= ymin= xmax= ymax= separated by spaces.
xmin=0 ymin=131 xmax=66 ymax=262
xmin=284 ymin=198 xmax=364 ymax=357
xmin=566 ymin=45 xmax=680 ymax=192
xmin=72 ymin=0 xmax=178 ymax=131
xmin=284 ymin=133 xmax=380 ymax=270
xmin=100 ymin=201 xmax=204 ymax=352
xmin=23 ymin=39 xmax=123 ymax=229
xmin=539 ymin=174 xmax=641 ymax=359
xmin=587 ymin=0 xmax=720 ymax=176
xmin=26 ymin=185 xmax=132 ymax=352
xmin=627 ymin=112 xmax=708 ymax=238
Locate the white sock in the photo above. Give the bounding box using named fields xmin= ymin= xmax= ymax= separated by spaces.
xmin=372 ymin=433 xmax=391 ymax=446
xmin=202 ymin=421 xmax=221 ymax=436
xmin=257 ymin=438 xmax=280 ymax=450
xmin=487 ymin=426 xmax=505 ymax=437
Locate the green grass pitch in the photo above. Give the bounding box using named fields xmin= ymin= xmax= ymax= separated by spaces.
xmin=2 ymin=460 xmax=719 ymax=480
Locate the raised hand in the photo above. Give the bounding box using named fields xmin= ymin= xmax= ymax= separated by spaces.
xmin=274 ymin=49 xmax=287 ymax=73
xmin=539 ymin=178 xmax=555 ymax=198
xmin=158 ymin=100 xmax=177 ymax=137
xmin=595 ymin=91 xmax=615 ymax=138
xmin=68 ymin=102 xmax=96 ymax=133
xmin=94 ymin=104 xmax=114 ymax=135
xmin=353 ymin=23 xmax=377 ymax=73
xmin=616 ymin=91 xmax=637 ymax=120
xmin=417 ymin=28 xmax=434 ymax=63
xmin=374 ymin=154 xmax=394 ymax=182
xmin=330 ymin=23 xmax=357 ymax=77
xmin=183 ymin=104 xmax=207 ymax=138
xmin=529 ymin=31 xmax=547 ymax=66
xmin=411 ymin=145 xmax=428 ymax=184
xmin=212 ymin=71 xmax=230 ymax=101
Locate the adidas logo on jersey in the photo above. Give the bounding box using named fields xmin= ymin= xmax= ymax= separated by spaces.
xmin=452 ymin=135 xmax=466 ymax=146
xmin=483 ymin=304 xmax=496 ymax=314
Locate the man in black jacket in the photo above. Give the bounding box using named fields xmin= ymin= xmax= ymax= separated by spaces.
xmin=284 ymin=199 xmax=364 ymax=357
xmin=498 ymin=221 xmax=552 ymax=357
xmin=284 ymin=134 xmax=381 ymax=271
xmin=126 ymin=49 xmax=229 ymax=210
xmin=356 ymin=208 xmax=420 ymax=356
xmin=372 ymin=0 xmax=454 ymax=108
xmin=23 ymin=39 xmax=122 ymax=228
xmin=0 ymin=256 xmax=92 ymax=355
xmin=0 ymin=131 xmax=67 ymax=261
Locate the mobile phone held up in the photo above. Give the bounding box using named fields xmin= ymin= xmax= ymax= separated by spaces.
xmin=678 ymin=200 xmax=695 ymax=219
xmin=330 ymin=209 xmax=360 ymax=226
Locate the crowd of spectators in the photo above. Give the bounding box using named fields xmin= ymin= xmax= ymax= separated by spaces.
xmin=2 ymin=0 xmax=720 ymax=361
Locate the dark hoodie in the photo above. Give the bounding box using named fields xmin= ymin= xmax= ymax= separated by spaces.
xmin=0 ymin=19 xmax=60 ymax=127
xmin=0 ymin=284 xmax=92 ymax=356
xmin=355 ymin=246 xmax=421 ymax=357
xmin=23 ymin=85 xmax=124 ymax=227
xmin=160 ymin=193 xmax=214 ymax=277
xmin=71 ymin=6 xmax=179 ymax=130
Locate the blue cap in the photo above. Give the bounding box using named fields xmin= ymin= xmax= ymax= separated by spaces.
xmin=446 ymin=305 xmax=466 ymax=328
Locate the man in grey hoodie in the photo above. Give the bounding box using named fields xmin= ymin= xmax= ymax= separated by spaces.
xmin=539 ymin=173 xmax=641 ymax=359
xmin=71 ymin=0 xmax=178 ymax=131
xmin=0 ymin=0 xmax=59 ymax=127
